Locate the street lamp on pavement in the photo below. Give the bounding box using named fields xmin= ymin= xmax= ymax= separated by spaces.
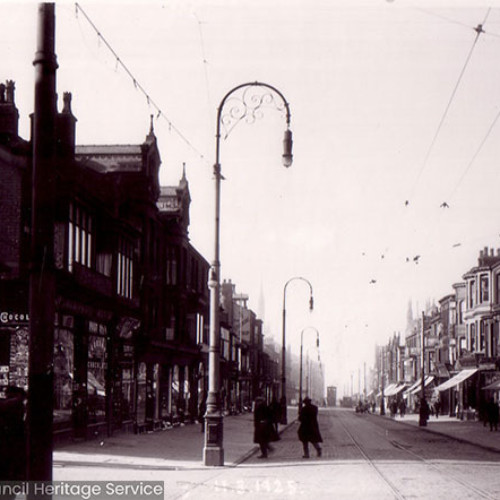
xmin=281 ymin=277 xmax=314 ymax=424
xmin=299 ymin=327 xmax=320 ymax=412
xmin=204 ymin=82 xmax=293 ymax=467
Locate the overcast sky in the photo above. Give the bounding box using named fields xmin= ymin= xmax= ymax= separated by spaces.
xmin=3 ymin=0 xmax=500 ymax=395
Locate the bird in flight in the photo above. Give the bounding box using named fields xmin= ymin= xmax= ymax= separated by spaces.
xmin=440 ymin=202 xmax=449 ymax=208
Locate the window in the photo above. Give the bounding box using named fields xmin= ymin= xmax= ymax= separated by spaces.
xmin=117 ymin=237 xmax=135 ymax=299
xmin=166 ymin=247 xmax=178 ymax=285
xmin=196 ymin=313 xmax=204 ymax=345
xmin=480 ymin=275 xmax=489 ymax=303
xmin=87 ymin=321 xmax=107 ymax=424
xmin=67 ymin=202 xmax=93 ymax=272
xmin=470 ymin=323 xmax=476 ymax=351
xmin=469 ymin=280 xmax=476 ymax=308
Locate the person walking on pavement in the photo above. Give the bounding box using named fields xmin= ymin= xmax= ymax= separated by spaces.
xmin=298 ymin=397 xmax=322 ymax=458
xmin=254 ymin=396 xmax=273 ymax=458
xmin=487 ymin=398 xmax=499 ymax=431
xmin=269 ymin=397 xmax=281 ymax=435
xmin=399 ymin=399 xmax=406 ymax=418
xmin=434 ymin=399 xmax=441 ymax=418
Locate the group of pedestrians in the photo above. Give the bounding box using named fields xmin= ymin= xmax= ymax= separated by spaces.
xmin=253 ymin=395 xmax=322 ymax=459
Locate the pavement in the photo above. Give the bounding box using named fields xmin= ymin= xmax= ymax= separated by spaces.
xmin=53 ymin=407 xmax=500 ymax=472
xmin=375 ymin=410 xmax=500 ymax=454
xmin=53 ymin=408 xmax=298 ymax=470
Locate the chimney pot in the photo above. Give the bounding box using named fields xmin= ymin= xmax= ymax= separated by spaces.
xmin=5 ymin=80 xmax=15 ymax=104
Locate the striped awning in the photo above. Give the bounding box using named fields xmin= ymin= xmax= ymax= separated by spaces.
xmin=384 ymin=383 xmax=407 ymax=397
xmin=409 ymin=376 xmax=434 ymax=395
xmin=435 ymin=368 xmax=478 ymax=392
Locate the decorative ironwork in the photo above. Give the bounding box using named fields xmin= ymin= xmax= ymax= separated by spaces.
xmin=220 ymin=85 xmax=288 ymax=140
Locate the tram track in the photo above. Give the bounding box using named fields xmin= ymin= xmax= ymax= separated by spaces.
xmin=338 ymin=412 xmax=497 ymax=500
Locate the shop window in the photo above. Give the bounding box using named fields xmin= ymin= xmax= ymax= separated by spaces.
xmin=136 ymin=362 xmax=147 ymax=424
xmin=53 ymin=328 xmax=74 ymax=424
xmin=121 ymin=365 xmax=135 ymax=422
xmin=172 ymin=365 xmax=180 ymax=416
xmin=87 ymin=322 xmax=107 ymax=423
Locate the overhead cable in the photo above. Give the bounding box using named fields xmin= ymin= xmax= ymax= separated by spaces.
xmin=74 ymin=2 xmax=206 ymax=162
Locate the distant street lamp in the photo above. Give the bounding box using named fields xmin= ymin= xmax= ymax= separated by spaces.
xmin=204 ymin=82 xmax=293 ymax=467
xmin=281 ymin=277 xmax=314 ymax=424
xmin=299 ymin=327 xmax=320 ymax=411
xmin=380 ymin=346 xmax=385 ymax=416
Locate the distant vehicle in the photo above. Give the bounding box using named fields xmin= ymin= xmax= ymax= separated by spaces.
xmin=327 ymin=386 xmax=337 ymax=407
xmin=341 ymin=396 xmax=353 ymax=408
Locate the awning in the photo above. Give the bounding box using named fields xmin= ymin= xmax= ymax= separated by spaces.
xmin=404 ymin=378 xmax=422 ymax=395
xmin=434 ymin=368 xmax=478 ymax=392
xmin=482 ymin=379 xmax=500 ymax=391
xmin=384 ymin=383 xmax=407 ymax=397
xmin=410 ymin=376 xmax=434 ymax=395
xmin=382 ymin=383 xmax=397 ymax=396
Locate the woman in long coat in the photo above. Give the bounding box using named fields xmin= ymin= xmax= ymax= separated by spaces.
xmin=298 ymin=397 xmax=322 ymax=458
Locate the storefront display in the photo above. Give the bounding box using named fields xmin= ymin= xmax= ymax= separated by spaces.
xmin=87 ymin=321 xmax=107 ymax=423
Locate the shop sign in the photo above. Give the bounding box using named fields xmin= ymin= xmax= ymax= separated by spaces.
xmin=0 ymin=312 xmax=29 ymax=325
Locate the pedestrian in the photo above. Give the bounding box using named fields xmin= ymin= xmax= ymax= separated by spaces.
xmin=269 ymin=397 xmax=281 ymax=436
xmin=433 ymin=398 xmax=441 ymax=418
xmin=399 ymin=399 xmax=406 ymax=418
xmin=487 ymin=398 xmax=499 ymax=432
xmin=253 ymin=396 xmax=273 ymax=458
xmin=298 ymin=397 xmax=322 ymax=458
xmin=0 ymin=386 xmax=27 ymax=486
xmin=198 ymin=391 xmax=207 ymax=432
xmin=390 ymin=399 xmax=397 ymax=418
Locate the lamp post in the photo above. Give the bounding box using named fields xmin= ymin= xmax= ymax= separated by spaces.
xmin=281 ymin=277 xmax=314 ymax=424
xmin=380 ymin=346 xmax=385 ymax=416
xmin=204 ymin=82 xmax=293 ymax=467
xmin=419 ymin=311 xmax=428 ymax=427
xmin=299 ymin=327 xmax=319 ymax=412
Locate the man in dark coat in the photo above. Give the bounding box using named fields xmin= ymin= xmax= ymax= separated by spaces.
xmin=487 ymin=398 xmax=499 ymax=431
xmin=298 ymin=397 xmax=322 ymax=458
xmin=253 ymin=397 xmax=274 ymax=458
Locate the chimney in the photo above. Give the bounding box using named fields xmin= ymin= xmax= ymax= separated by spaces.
xmin=56 ymin=91 xmax=77 ymax=158
xmin=0 ymin=80 xmax=20 ymax=139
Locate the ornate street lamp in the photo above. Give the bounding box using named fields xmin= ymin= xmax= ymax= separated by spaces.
xmin=281 ymin=277 xmax=314 ymax=424
xmin=204 ymin=82 xmax=293 ymax=467
xmin=299 ymin=327 xmax=320 ymax=412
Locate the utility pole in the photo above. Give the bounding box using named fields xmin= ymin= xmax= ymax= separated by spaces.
xmin=27 ymin=2 xmax=57 ymax=490
xmin=363 ymin=362 xmax=366 ymax=400
xmin=419 ymin=311 xmax=428 ymax=427
xmin=380 ymin=346 xmax=385 ymax=416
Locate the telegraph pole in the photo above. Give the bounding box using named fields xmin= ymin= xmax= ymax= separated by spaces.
xmin=27 ymin=2 xmax=58 ymax=490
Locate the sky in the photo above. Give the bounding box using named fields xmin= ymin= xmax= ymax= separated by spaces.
xmin=3 ymin=0 xmax=500 ymax=396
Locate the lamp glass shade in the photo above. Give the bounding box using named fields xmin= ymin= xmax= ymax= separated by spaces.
xmin=282 ymin=129 xmax=293 ymax=167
